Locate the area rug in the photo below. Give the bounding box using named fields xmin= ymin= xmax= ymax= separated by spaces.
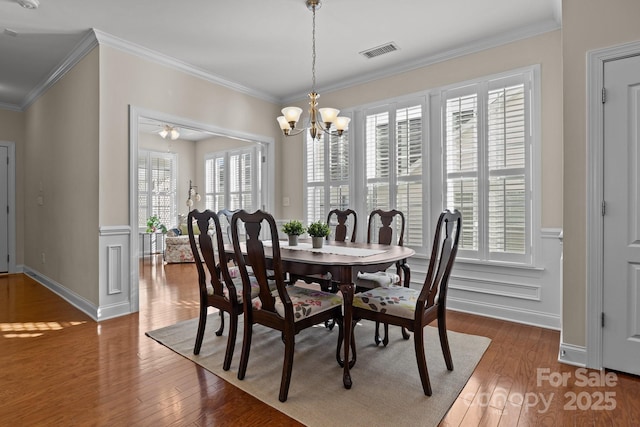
xmin=146 ymin=313 xmax=491 ymax=427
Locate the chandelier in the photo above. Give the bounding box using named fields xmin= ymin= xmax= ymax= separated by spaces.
xmin=159 ymin=125 xmax=180 ymax=140
xmin=276 ymin=0 xmax=350 ymax=141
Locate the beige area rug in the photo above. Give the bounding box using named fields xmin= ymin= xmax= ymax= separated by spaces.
xmin=146 ymin=313 xmax=491 ymax=427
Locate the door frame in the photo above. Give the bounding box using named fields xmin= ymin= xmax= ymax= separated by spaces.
xmin=128 ymin=106 xmax=275 ymax=312
xmin=586 ymin=40 xmax=640 ymax=370
xmin=0 ymin=141 xmax=15 ymax=273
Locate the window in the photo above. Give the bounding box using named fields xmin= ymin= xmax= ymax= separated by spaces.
xmin=442 ymin=71 xmax=532 ymax=264
xmin=205 ymin=146 xmax=262 ymax=213
xmin=301 ymin=67 xmax=536 ymax=264
xmin=305 ymin=129 xmax=350 ymax=225
xmin=138 ymin=150 xmax=177 ymax=229
xmin=364 ymin=103 xmax=424 ymax=249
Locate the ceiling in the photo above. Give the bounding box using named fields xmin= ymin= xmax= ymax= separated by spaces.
xmin=0 ymin=0 xmax=561 ymax=112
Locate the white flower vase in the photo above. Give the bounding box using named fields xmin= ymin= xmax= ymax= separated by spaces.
xmin=288 ymin=235 xmax=299 ymax=246
xmin=312 ymin=236 xmax=324 ymax=249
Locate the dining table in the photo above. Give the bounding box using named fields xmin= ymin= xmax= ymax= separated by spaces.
xmin=226 ymin=239 xmax=415 ymax=389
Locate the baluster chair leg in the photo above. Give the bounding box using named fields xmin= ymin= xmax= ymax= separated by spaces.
xmin=222 ymin=313 xmax=238 ymax=371
xmin=414 ymin=326 xmax=433 ymax=396
xmin=279 ymin=331 xmax=296 ymax=402
xmin=215 ymin=310 xmax=225 ymax=336
xmin=438 ymin=314 xmax=454 ymax=371
xmin=237 ymin=320 xmax=253 ymax=380
xmin=193 ymin=304 xmax=207 ymax=355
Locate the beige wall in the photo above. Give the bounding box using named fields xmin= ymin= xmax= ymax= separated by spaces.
xmin=561 ymin=0 xmax=640 ymax=346
xmin=98 ymin=45 xmax=283 ymax=227
xmin=0 ymin=109 xmax=25 ymax=266
xmin=24 ymin=49 xmax=100 ymax=303
xmin=280 ymin=30 xmax=563 ymax=230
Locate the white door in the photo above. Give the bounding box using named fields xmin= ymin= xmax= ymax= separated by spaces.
xmin=0 ymin=146 xmax=7 ymax=272
xmin=603 ymin=54 xmax=640 ymax=375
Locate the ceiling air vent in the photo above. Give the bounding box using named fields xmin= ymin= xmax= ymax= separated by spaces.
xmin=359 ymin=42 xmax=399 ymax=59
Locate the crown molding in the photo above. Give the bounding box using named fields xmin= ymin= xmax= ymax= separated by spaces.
xmin=93 ymin=29 xmax=279 ymax=105
xmin=0 ymin=102 xmax=22 ymax=112
xmin=20 ymin=30 xmax=99 ymax=111
xmin=10 ymin=18 xmax=561 ymax=112
xmin=282 ymin=20 xmax=561 ymax=104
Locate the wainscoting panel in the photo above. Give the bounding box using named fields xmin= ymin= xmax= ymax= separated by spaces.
xmin=99 ymin=226 xmax=132 ymax=320
xmin=404 ymin=228 xmax=563 ymax=330
xmin=107 ymin=245 xmax=123 ymax=295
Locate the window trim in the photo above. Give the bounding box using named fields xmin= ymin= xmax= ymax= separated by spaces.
xmin=204 ymin=145 xmax=263 ymax=212
xmin=301 ymin=65 xmax=541 ymax=267
xmin=435 ymin=65 xmax=541 ymax=267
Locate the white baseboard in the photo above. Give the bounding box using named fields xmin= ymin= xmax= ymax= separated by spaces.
xmin=448 ymin=296 xmax=561 ymax=330
xmin=23 ymin=266 xmax=99 ymax=321
xmin=558 ymin=342 xmax=587 ymax=367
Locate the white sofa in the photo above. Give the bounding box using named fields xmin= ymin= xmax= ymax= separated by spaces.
xmin=164 ymin=219 xmax=205 ymax=263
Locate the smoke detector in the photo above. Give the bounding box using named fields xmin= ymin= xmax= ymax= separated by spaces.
xmin=17 ymin=0 xmax=39 ymax=9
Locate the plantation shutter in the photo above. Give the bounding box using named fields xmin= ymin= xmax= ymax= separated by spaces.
xmin=138 ymin=150 xmax=177 ymax=229
xmin=365 ymin=111 xmax=391 ymax=213
xmin=138 ymin=156 xmax=148 ymax=228
xmin=445 ymin=94 xmax=479 ymax=253
xmin=205 ymin=154 xmax=225 ymax=212
xmin=487 ymin=83 xmax=526 ymax=254
xmin=396 ymin=105 xmax=423 ymax=247
xmin=443 ymin=71 xmax=531 ymax=263
xmin=364 ymin=103 xmax=425 ymax=250
xmin=305 ymin=128 xmax=350 ymax=225
xmin=205 ymin=146 xmax=259 ymax=213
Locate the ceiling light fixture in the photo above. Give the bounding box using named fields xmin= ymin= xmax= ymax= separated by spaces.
xmin=277 ymin=0 xmax=350 ymax=141
xmin=159 ymin=125 xmax=180 ymax=140
xmin=17 ymin=0 xmax=39 ymax=9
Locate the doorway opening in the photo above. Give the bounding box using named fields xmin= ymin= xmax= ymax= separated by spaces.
xmin=129 ymin=106 xmax=275 ymax=313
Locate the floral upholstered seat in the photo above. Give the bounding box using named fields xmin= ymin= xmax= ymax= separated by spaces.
xmin=353 ymin=285 xmax=421 ymax=319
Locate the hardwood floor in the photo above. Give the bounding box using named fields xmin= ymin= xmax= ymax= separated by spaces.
xmin=1 ymin=256 xmax=638 ymax=426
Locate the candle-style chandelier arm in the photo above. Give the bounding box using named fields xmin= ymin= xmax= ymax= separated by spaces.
xmin=276 ymin=0 xmax=351 ymax=141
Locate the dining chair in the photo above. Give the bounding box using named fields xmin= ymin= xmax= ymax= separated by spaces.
xmin=351 ymin=209 xmax=462 ymax=395
xmin=187 ymin=209 xmax=259 ymax=371
xmin=356 ymin=209 xmax=410 ymax=289
xmin=231 ymin=209 xmax=345 ymax=402
xmin=290 ymin=208 xmax=358 ymax=293
xmin=355 ymin=208 xmax=411 ymax=344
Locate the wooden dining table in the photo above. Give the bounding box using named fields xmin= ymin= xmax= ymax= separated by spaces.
xmin=226 ymin=239 xmax=415 ymax=389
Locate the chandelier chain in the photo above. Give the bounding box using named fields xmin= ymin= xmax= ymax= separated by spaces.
xmin=311 ymin=4 xmax=316 ymax=92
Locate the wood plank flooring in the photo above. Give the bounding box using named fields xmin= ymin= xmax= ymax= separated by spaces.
xmin=1 ymin=256 xmax=638 ymax=426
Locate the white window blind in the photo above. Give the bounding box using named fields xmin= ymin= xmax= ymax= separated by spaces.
xmin=443 ymin=72 xmax=531 ymax=263
xmin=305 ymin=127 xmax=350 ymax=225
xmin=138 ymin=150 xmax=177 ymax=229
xmin=365 ymin=103 xmax=424 ymax=249
xmin=205 ymin=146 xmax=261 ymax=213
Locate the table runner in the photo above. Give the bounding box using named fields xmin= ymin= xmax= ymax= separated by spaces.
xmin=264 ymin=241 xmax=387 ymax=257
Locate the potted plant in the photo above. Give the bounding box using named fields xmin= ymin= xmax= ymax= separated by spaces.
xmin=307 ymin=220 xmax=331 ymax=248
xmin=146 ymin=215 xmax=167 ymax=234
xmin=282 ymin=220 xmax=306 ymax=246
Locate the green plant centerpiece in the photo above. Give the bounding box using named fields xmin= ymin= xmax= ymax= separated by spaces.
xmin=146 ymin=215 xmax=167 ymax=234
xmin=282 ymin=219 xmax=306 ymax=246
xmin=307 ymin=220 xmax=331 ymax=248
